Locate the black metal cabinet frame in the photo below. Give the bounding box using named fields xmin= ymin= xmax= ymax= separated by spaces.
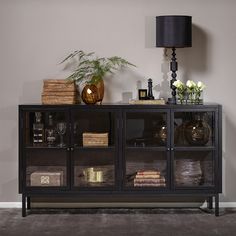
xmin=19 ymin=104 xmax=222 ymax=216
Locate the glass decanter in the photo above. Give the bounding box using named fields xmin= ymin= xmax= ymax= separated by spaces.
xmin=33 ymin=112 xmax=44 ymax=146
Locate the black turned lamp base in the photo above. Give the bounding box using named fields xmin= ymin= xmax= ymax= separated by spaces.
xmin=167 ymin=97 xmax=176 ymax=105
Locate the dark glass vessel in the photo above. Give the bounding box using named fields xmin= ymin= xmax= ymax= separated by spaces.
xmin=184 ymin=113 xmax=211 ymax=146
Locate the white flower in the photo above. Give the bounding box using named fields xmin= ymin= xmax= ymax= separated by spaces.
xmin=186 ymin=80 xmax=196 ymax=88
xmin=197 ymin=81 xmax=206 ymax=91
xmin=173 ymin=80 xmax=184 ymax=88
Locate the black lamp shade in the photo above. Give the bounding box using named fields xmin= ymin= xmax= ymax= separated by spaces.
xmin=156 ymin=15 xmax=192 ymax=48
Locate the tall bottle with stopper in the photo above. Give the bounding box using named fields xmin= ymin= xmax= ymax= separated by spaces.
xmin=33 ymin=112 xmax=44 ymax=146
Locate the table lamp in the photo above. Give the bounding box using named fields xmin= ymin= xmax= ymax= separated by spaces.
xmin=156 ymin=15 xmax=192 ymax=104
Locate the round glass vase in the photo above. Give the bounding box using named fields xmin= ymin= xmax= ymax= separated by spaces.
xmin=186 ymin=91 xmax=195 ymax=104
xmin=194 ymin=91 xmax=203 ymax=105
xmin=153 ymin=123 xmax=167 ymax=146
xmin=184 ymin=113 xmax=211 ymax=146
xmin=176 ymin=92 xmax=187 ymax=105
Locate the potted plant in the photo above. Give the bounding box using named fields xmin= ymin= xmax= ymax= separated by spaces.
xmin=61 ymin=50 xmax=135 ymax=104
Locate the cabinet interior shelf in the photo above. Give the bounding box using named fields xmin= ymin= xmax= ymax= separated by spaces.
xmin=74 ymin=146 xmax=115 ymax=150
xmin=125 ymin=146 xmax=166 ymax=151
xmin=174 ymin=146 xmax=216 ymax=151
xmin=25 ymin=146 xmax=67 ymax=150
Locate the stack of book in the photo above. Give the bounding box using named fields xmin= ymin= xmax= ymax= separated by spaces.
xmin=42 ymin=79 xmax=78 ymax=104
xmin=134 ymin=170 xmax=166 ymax=187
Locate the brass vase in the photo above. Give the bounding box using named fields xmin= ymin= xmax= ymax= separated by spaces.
xmin=81 ymin=84 xmax=98 ymax=105
xmin=81 ymin=79 xmax=104 ymax=105
xmin=95 ymin=79 xmax=104 ymax=104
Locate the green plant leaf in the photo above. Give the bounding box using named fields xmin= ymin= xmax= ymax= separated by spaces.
xmin=61 ymin=50 xmax=136 ymax=83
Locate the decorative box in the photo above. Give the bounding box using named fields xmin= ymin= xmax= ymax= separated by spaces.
xmin=82 ymin=132 xmax=108 ymax=147
xmin=30 ymin=171 xmax=63 ymax=186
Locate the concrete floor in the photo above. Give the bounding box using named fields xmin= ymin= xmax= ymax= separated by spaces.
xmin=0 ymin=208 xmax=236 ymax=236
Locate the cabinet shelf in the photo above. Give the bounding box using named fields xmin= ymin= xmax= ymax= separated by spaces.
xmin=25 ymin=146 xmax=67 ymax=150
xmin=173 ymin=146 xmax=216 ymax=151
xmin=74 ymin=146 xmax=115 ymax=151
xmin=125 ymin=146 xmax=166 ymax=151
xmin=124 ymin=186 xmax=167 ymax=191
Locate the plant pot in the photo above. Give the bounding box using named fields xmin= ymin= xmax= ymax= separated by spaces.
xmin=81 ymin=84 xmax=98 ymax=105
xmin=95 ymin=79 xmax=104 ymax=104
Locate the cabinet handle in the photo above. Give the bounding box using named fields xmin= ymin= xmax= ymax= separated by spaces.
xmin=67 ymin=148 xmax=70 ymax=151
xmin=71 ymin=147 xmax=74 ymax=152
xmin=171 ymin=148 xmax=174 ymax=151
xmin=167 ymin=148 xmax=170 ymax=151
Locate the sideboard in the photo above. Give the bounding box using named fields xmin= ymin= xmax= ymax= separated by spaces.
xmin=19 ymin=104 xmax=222 ymax=216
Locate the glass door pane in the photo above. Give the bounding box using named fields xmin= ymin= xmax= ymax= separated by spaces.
xmin=126 ymin=112 xmax=168 ymax=147
xmin=74 ymin=149 xmax=115 ymax=188
xmin=72 ymin=111 xmax=115 ymax=147
xmin=174 ymin=151 xmax=214 ymax=188
xmin=174 ymin=111 xmax=215 ymax=147
xmin=26 ymin=149 xmax=67 ymax=187
xmin=125 ymin=149 xmax=167 ymax=188
xmin=24 ymin=111 xmax=68 ymax=148
xmin=23 ymin=110 xmax=69 ymax=188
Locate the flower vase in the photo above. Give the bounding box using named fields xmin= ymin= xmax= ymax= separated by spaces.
xmin=194 ymin=92 xmax=203 ymax=105
xmin=176 ymin=92 xmax=186 ymax=105
xmin=187 ymin=92 xmax=195 ymax=104
xmin=176 ymin=97 xmax=186 ymax=105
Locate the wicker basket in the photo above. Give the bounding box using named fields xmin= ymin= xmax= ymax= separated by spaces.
xmin=41 ymin=79 xmax=79 ymax=104
xmin=82 ymin=132 xmax=108 ymax=147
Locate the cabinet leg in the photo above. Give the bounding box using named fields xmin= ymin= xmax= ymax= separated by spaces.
xmin=207 ymin=196 xmax=213 ymax=210
xmin=215 ymin=194 xmax=219 ymax=216
xmin=27 ymin=197 xmax=31 ymax=210
xmin=22 ymin=194 xmax=26 ymax=217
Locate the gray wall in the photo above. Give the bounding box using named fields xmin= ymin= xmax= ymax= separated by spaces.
xmin=0 ymin=0 xmax=235 ymax=202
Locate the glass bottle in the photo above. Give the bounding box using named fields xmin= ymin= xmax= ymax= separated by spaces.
xmin=45 ymin=114 xmax=56 ymax=147
xmin=184 ymin=113 xmax=211 ymax=146
xmin=33 ymin=112 xmax=44 ymax=146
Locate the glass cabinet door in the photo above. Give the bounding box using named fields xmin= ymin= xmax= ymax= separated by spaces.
xmin=124 ymin=111 xmax=169 ymax=189
xmin=125 ymin=149 xmax=167 ymax=188
xmin=73 ymin=149 xmax=115 ymax=188
xmin=26 ymin=149 xmax=68 ymax=187
xmin=174 ymin=151 xmax=215 ymax=188
xmin=72 ymin=110 xmax=117 ymax=189
xmin=23 ymin=110 xmax=69 ymax=188
xmin=172 ymin=110 xmax=217 ymax=189
xmin=126 ymin=112 xmax=168 ymax=147
xmin=173 ymin=111 xmax=215 ymax=147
